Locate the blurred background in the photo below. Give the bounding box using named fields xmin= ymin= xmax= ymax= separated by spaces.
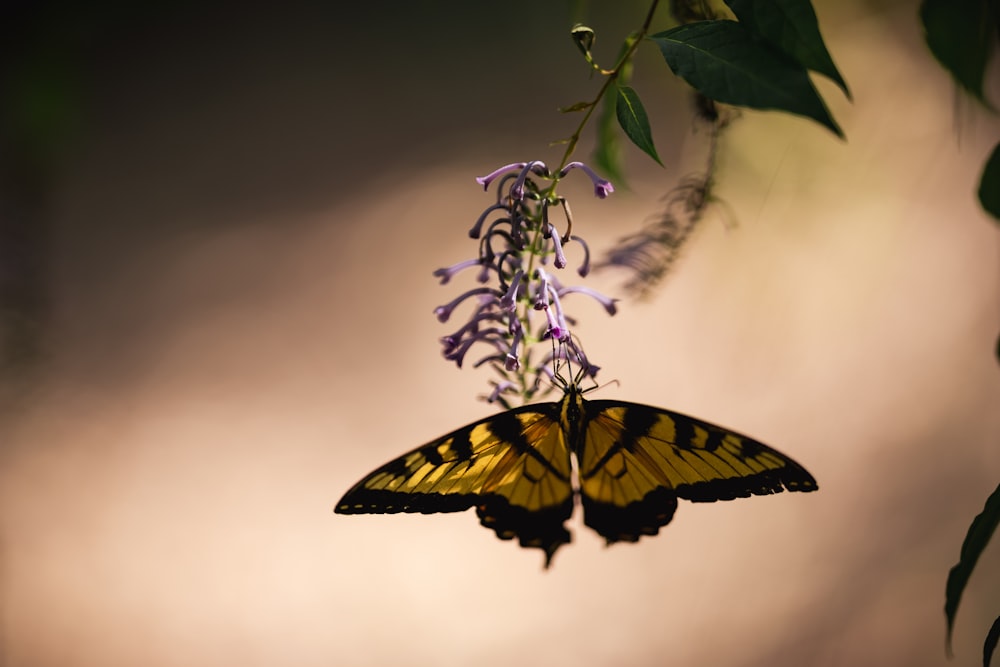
xmin=1 ymin=1 xmax=999 ymax=665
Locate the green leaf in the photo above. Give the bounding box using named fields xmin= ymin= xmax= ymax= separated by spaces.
xmin=978 ymin=141 xmax=1000 ymax=220
xmin=724 ymin=0 xmax=851 ymax=99
xmin=920 ymin=0 xmax=997 ymax=107
xmin=614 ymin=85 xmax=663 ymax=166
xmin=987 ymin=615 xmax=1000 ymax=667
xmin=945 ymin=482 xmax=1000 ymax=653
xmin=559 ymin=100 xmax=593 ymax=113
xmin=593 ymin=91 xmax=626 ymax=188
xmin=650 ymin=21 xmax=843 ymax=138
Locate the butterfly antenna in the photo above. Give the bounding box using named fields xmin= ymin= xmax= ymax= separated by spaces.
xmin=573 ymin=336 xmax=594 ymax=386
xmin=546 ymin=335 xmax=570 ymax=390
xmin=563 ymin=334 xmax=608 ymax=396
xmin=590 ymin=377 xmax=620 ymax=396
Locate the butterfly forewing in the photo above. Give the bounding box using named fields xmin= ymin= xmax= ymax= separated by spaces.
xmin=576 ymin=399 xmax=818 ymax=545
xmin=336 ymin=403 xmax=575 ymax=565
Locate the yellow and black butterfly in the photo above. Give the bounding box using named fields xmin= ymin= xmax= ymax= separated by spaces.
xmin=336 ymin=377 xmax=817 ymax=567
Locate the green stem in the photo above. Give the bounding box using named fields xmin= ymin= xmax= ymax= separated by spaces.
xmin=508 ymin=0 xmax=663 ymax=402
xmin=526 ymin=0 xmax=662 ymax=318
xmin=554 ymin=0 xmax=662 ymax=174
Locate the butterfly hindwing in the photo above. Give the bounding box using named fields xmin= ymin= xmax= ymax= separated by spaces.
xmin=576 ymin=399 xmax=818 ymax=545
xmin=335 ymin=403 xmax=575 ymax=565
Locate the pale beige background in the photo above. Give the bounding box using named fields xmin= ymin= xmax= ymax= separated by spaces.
xmin=2 ymin=2 xmax=999 ymax=666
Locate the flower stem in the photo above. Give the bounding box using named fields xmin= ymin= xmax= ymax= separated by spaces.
xmin=555 ymin=0 xmax=663 ymax=174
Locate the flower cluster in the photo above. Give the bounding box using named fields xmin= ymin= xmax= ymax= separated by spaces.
xmin=433 ymin=160 xmax=618 ymax=407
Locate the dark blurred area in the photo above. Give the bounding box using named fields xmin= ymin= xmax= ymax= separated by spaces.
xmin=1 ymin=1 xmax=210 ymax=374
xmin=0 ymin=0 xmax=648 ymax=386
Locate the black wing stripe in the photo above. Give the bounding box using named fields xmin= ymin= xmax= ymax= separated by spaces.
xmin=421 ymin=444 xmax=445 ymax=466
xmin=488 ymin=409 xmax=570 ymax=481
xmin=580 ymin=405 xmax=660 ymax=479
xmin=581 ymin=439 xmax=624 ymax=479
xmin=703 ymin=428 xmax=726 ymax=452
xmin=671 ymin=416 xmax=697 ymax=451
xmin=449 ymin=428 xmax=475 ymax=461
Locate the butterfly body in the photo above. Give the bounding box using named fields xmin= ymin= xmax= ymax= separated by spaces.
xmin=336 ymin=383 xmax=817 ymax=567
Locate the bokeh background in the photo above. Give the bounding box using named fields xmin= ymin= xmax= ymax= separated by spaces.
xmin=2 ymin=1 xmax=999 ymax=665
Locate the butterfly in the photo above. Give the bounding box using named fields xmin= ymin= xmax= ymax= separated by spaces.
xmin=335 ymin=376 xmax=817 ymax=568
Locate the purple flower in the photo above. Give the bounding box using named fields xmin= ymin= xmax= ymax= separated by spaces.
xmin=476 ymin=163 xmax=526 ymax=191
xmin=442 ymin=336 xmax=478 ymax=368
xmin=443 ymin=327 xmax=508 ymax=368
xmin=558 ymin=285 xmax=618 ymax=316
xmin=505 ymin=325 xmax=523 ymax=371
xmin=441 ymin=310 xmax=505 ymax=353
xmin=510 ymin=161 xmax=549 ymax=202
xmin=498 ymin=270 xmax=524 ymax=311
xmin=547 ymin=224 xmax=567 ymax=269
xmin=532 ymin=281 xmax=550 ymax=310
xmin=433 ymin=258 xmax=484 ymax=285
xmin=433 ymin=287 xmax=498 ymax=323
xmin=541 ymin=306 xmax=565 ymax=342
xmin=569 ymin=235 xmax=591 ymax=277
xmin=559 ymin=161 xmax=615 ymax=199
xmin=487 ymin=380 xmax=518 ymax=403
xmin=535 ymin=271 xmax=570 ymax=342
xmin=468 ymin=203 xmax=510 ymax=239
xmin=486 ymin=380 xmax=517 ymax=407
xmin=533 ymin=267 xmax=553 ymax=308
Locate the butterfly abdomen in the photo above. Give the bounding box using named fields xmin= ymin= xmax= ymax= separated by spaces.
xmin=558 ymin=384 xmax=587 ymax=449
